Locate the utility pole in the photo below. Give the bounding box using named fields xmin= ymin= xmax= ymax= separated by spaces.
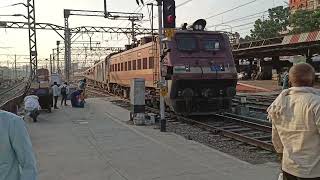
xmin=147 ymin=3 xmax=154 ymax=37
xmin=49 ymin=55 xmax=53 ymax=74
xmin=157 ymin=0 xmax=166 ymax=132
xmin=131 ymin=19 xmax=136 ymax=44
xmin=14 ymin=54 xmax=17 ymax=80
xmin=52 ymin=49 xmax=55 ymax=73
xmin=56 ymin=41 xmax=60 ymax=73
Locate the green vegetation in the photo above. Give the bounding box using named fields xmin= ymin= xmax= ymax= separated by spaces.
xmin=242 ymin=6 xmax=320 ymax=41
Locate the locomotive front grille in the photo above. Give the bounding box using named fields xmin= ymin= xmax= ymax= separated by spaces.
xmin=174 ymin=97 xmax=232 ymax=114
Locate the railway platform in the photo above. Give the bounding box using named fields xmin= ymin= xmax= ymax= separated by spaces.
xmin=26 ymin=97 xmax=279 ymax=180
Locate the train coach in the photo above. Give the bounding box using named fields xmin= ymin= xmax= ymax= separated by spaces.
xmin=84 ymin=19 xmax=238 ymax=115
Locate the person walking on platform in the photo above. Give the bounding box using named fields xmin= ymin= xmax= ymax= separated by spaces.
xmin=0 ymin=110 xmax=38 ymax=180
xmin=60 ymin=82 xmax=69 ymax=106
xmin=52 ymin=82 xmax=60 ymax=109
xmin=268 ymin=63 xmax=320 ymax=180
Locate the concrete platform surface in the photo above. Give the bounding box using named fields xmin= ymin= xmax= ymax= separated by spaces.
xmin=27 ymin=97 xmax=279 ymax=180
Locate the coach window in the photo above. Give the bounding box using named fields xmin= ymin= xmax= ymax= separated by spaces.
xmin=121 ymin=63 xmax=124 ymax=71
xmin=143 ymin=58 xmax=148 ymax=69
xmin=133 ymin=60 xmax=137 ymax=70
xmin=137 ymin=59 xmax=142 ymax=70
xmin=149 ymin=57 xmax=154 ymax=69
xmin=125 ymin=62 xmax=128 ymax=71
xmin=128 ymin=61 xmax=132 ymax=71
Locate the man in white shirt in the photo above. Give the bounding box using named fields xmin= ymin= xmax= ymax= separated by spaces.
xmin=268 ymin=63 xmax=320 ymax=180
xmin=52 ymin=82 xmax=60 ymax=109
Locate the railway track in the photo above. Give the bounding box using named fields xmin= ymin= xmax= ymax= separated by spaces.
xmin=0 ymin=81 xmax=27 ymax=106
xmin=232 ymin=94 xmax=278 ymax=112
xmin=87 ymin=85 xmax=275 ymax=152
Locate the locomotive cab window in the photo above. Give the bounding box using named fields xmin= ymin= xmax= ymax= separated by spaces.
xmin=176 ymin=37 xmax=197 ymax=51
xmin=202 ymin=39 xmax=221 ymax=51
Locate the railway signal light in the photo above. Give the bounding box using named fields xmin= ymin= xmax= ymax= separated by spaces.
xmin=163 ymin=0 xmax=176 ymax=28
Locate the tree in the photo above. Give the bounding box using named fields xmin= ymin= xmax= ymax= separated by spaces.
xmin=249 ymin=6 xmax=290 ymax=40
xmin=290 ymin=9 xmax=320 ymax=34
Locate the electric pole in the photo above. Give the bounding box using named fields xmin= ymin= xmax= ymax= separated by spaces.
xmin=157 ymin=0 xmax=166 ymax=132
xmin=56 ymin=41 xmax=60 ymax=73
xmin=52 ymin=49 xmax=55 ymax=73
xmin=14 ymin=54 xmax=17 ymax=80
xmin=49 ymin=55 xmax=53 ymax=74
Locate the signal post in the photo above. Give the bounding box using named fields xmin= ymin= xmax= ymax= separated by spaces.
xmin=157 ymin=0 xmax=176 ymax=132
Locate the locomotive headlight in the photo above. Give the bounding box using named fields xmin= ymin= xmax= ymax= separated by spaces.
xmin=220 ymin=64 xmax=225 ymax=71
xmin=185 ymin=65 xmax=191 ymax=72
xmin=177 ymin=90 xmax=182 ymax=97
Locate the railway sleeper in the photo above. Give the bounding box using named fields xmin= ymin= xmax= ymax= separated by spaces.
xmin=221 ymin=125 xmax=243 ymax=130
xmin=252 ymin=135 xmax=272 ymax=140
xmin=229 ymin=128 xmax=252 ymax=133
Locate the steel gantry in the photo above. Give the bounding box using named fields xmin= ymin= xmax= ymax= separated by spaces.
xmin=0 ymin=20 xmax=154 ymax=80
xmin=63 ymin=8 xmax=145 ymax=81
xmin=27 ymin=0 xmax=38 ymax=80
xmin=0 ymin=1 xmax=154 ymax=82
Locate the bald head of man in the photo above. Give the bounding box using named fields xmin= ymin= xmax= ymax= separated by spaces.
xmin=289 ymin=63 xmax=315 ymax=87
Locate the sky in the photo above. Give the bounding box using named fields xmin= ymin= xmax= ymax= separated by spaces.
xmin=0 ymin=0 xmax=287 ymax=68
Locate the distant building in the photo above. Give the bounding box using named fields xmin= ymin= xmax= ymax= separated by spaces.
xmin=290 ymin=0 xmax=320 ymax=12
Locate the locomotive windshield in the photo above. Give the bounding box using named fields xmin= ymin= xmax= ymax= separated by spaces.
xmin=202 ymin=39 xmax=220 ymax=51
xmin=176 ymin=37 xmax=197 ymax=51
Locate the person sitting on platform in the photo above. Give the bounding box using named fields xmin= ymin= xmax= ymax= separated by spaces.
xmin=70 ymin=90 xmax=84 ymax=108
xmin=24 ymin=94 xmax=41 ymax=122
xmin=268 ymin=63 xmax=320 ymax=180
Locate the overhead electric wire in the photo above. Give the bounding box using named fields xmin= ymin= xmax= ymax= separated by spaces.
xmin=207 ymin=10 xmax=267 ymax=28
xmin=215 ymin=21 xmax=256 ymax=31
xmin=205 ymin=0 xmax=262 ymax=20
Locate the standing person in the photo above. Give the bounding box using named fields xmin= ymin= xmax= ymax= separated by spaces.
xmin=52 ymin=82 xmax=60 ymax=109
xmin=0 ymin=110 xmax=38 ymax=180
xmin=24 ymin=94 xmax=41 ymax=122
xmin=282 ymin=68 xmax=289 ymax=90
xmin=60 ymin=82 xmax=69 ymax=106
xmin=268 ymin=63 xmax=320 ymax=180
xmin=79 ymin=78 xmax=87 ymax=100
